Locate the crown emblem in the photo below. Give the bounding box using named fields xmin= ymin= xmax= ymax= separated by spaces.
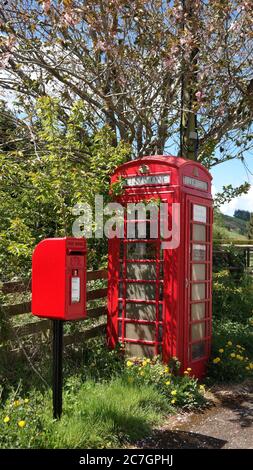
xmin=138 ymin=164 xmax=150 ymax=175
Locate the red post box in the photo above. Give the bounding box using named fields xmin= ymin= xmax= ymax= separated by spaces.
xmin=107 ymin=156 xmax=213 ymax=379
xmin=32 ymin=237 xmax=87 ymax=320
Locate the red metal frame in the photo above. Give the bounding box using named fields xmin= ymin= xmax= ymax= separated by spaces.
xmin=107 ymin=155 xmax=213 ymax=378
xmin=183 ymin=195 xmax=213 ymax=378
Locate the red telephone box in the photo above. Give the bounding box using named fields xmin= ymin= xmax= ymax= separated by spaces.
xmin=107 ymin=156 xmax=213 ymax=378
xmin=32 ymin=237 xmax=87 ymax=320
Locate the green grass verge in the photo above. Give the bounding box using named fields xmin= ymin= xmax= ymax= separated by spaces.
xmin=0 ymin=377 xmax=172 ymax=449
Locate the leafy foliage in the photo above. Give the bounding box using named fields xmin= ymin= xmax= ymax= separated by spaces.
xmin=214 ymin=183 xmax=251 ymax=208
xmin=123 ymin=356 xmax=206 ymax=410
xmin=0 ymin=97 xmax=130 ymax=279
xmin=212 ymin=270 xmax=253 ymax=323
xmin=208 ymin=319 xmax=253 ymax=383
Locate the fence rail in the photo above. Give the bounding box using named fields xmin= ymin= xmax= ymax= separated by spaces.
xmin=1 ymin=244 xmax=252 ymax=350
xmin=0 ymin=269 xmax=108 ymax=349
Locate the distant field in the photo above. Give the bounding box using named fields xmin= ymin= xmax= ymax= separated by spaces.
xmin=221 ymin=213 xmax=248 ymax=240
xmin=226 ymin=230 xmax=248 ymax=241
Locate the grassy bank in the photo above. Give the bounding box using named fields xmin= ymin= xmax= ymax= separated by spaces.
xmin=0 ymin=346 xmax=207 ymax=449
xmin=0 ymin=376 xmax=172 ymax=449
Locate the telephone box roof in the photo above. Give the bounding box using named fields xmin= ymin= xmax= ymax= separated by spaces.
xmin=113 ymin=155 xmax=212 ymax=179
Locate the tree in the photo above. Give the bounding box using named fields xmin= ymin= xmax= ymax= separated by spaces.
xmin=0 ymin=97 xmax=130 ymax=279
xmin=247 ymin=213 xmax=253 ymax=240
xmin=234 ymin=210 xmax=251 ymax=221
xmin=214 ymin=183 xmax=251 ymax=208
xmin=0 ymin=0 xmax=252 ymax=164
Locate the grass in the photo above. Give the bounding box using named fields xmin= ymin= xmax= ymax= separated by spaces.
xmin=213 ymin=223 xmax=247 ymax=242
xmin=0 ymin=377 xmax=172 ymax=449
xmin=44 ymin=378 xmax=171 ymax=448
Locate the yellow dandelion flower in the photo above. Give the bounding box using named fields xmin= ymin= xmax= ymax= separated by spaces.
xmin=218 ymin=348 xmax=224 ymax=353
xmin=236 ymin=355 xmax=243 ymax=361
xmin=142 ymin=360 xmax=147 ymax=367
xmin=24 ymin=398 xmax=29 ymax=404
xmin=18 ymin=420 xmax=26 ymax=428
xmin=213 ymin=357 xmax=221 ymax=364
xmin=3 ymin=416 xmax=10 ymax=424
xmin=164 ymin=367 xmax=169 ymax=373
xmin=171 ymin=399 xmax=176 ymax=404
xmin=171 ymin=390 xmax=177 ymax=396
xmin=249 ymin=363 xmax=253 ymax=370
xmin=227 ymin=341 xmax=232 ymax=346
xmin=126 ymin=360 xmax=133 ymax=367
xmin=230 ymin=353 xmax=236 ymax=358
xmin=165 ymin=380 xmax=171 ymax=386
xmin=199 ymin=385 xmax=205 ymax=393
xmin=146 ymin=359 xmax=151 ymax=363
xmin=14 ymin=400 xmax=20 ymax=407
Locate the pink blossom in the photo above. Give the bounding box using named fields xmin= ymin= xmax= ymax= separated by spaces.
xmin=195 ymin=91 xmax=203 ymax=102
xmin=180 ymin=37 xmax=187 ymax=46
xmin=0 ymin=52 xmax=11 ymax=69
xmin=42 ymin=0 xmax=51 ymax=14
xmin=164 ymin=56 xmax=176 ymax=68
xmin=6 ymin=35 xmax=16 ymax=51
xmin=62 ymin=11 xmax=81 ymax=27
xmin=95 ymin=40 xmax=109 ymax=52
xmin=172 ymin=5 xmax=183 ymax=21
xmin=217 ymin=105 xmax=225 ymax=116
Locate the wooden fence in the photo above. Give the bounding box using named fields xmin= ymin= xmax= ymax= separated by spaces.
xmin=0 ymin=269 xmax=108 ymax=350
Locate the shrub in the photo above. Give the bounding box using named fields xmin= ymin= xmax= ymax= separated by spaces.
xmin=213 ymin=270 xmax=253 ymax=323
xmin=81 ymin=339 xmax=125 ymax=382
xmin=207 ymin=337 xmax=253 ymax=383
xmin=213 ymin=245 xmax=246 ymax=277
xmin=123 ymin=356 xmax=206 ymax=410
xmin=212 ymin=318 xmax=253 ymax=357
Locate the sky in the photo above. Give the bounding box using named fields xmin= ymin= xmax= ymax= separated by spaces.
xmin=211 ymin=155 xmax=253 ymax=216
